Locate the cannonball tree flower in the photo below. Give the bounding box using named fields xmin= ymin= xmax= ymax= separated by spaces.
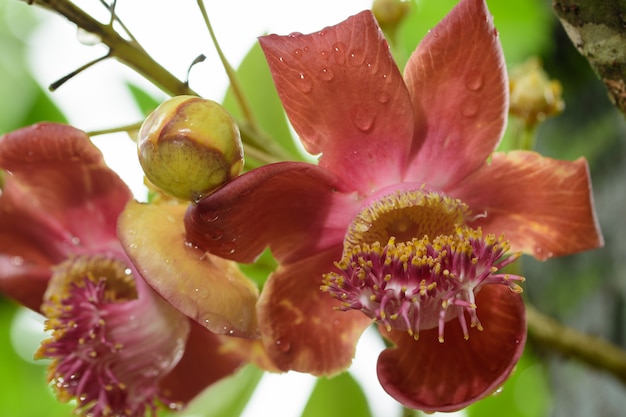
xmin=0 ymin=123 xmax=258 ymax=416
xmin=183 ymin=0 xmax=604 ymax=412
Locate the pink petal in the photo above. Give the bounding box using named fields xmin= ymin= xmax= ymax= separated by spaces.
xmin=259 ymin=11 xmax=415 ymax=193
xmin=449 ymin=151 xmax=604 ymax=260
xmin=160 ymin=320 xmax=244 ymax=404
xmin=377 ymin=284 xmax=526 ymax=412
xmin=185 ymin=162 xmax=359 ymax=264
xmin=257 ymin=246 xmax=372 ymax=375
xmin=0 ymin=123 xmax=131 ymax=250
xmin=119 ymin=201 xmax=259 ymax=337
xmin=403 ymin=0 xmax=508 ymax=189
xmin=0 ymin=123 xmax=131 ymax=309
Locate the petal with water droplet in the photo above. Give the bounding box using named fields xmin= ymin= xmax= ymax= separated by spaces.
xmin=118 ymin=201 xmax=259 ymax=337
xmin=259 ymin=10 xmax=415 ymax=193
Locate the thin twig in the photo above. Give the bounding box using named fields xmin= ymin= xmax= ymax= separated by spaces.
xmin=526 ymin=303 xmax=626 ymax=384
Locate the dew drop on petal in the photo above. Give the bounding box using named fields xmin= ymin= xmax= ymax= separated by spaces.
xmin=275 ymin=339 xmax=291 ymax=352
xmin=462 ymin=102 xmax=479 ymax=118
xmin=296 ymin=73 xmax=312 ymax=93
xmin=205 ymin=229 xmax=223 ymax=241
xmin=377 ymin=91 xmax=391 ymax=104
xmin=332 ymin=42 xmax=346 ymax=65
xmin=349 ymin=49 xmax=366 ymax=66
xmin=200 ymin=210 xmax=219 ymax=223
xmin=465 ymin=70 xmax=484 ymax=91
xmin=319 ymin=67 xmax=334 ymax=81
xmin=352 ymin=107 xmax=376 ymax=132
xmin=292 ymin=48 xmax=303 ymax=60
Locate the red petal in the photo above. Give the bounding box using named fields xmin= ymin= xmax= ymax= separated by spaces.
xmin=449 ymin=151 xmax=604 ymax=260
xmin=377 ymin=285 xmax=526 ymax=412
xmin=160 ymin=320 xmax=244 ymax=404
xmin=403 ymin=0 xmax=507 ymax=189
xmin=119 ymin=201 xmax=259 ymax=337
xmin=259 ymin=11 xmax=415 ymax=193
xmin=185 ymin=162 xmax=359 ymax=264
xmin=0 ymin=123 xmax=131 ymax=309
xmin=257 ymin=246 xmax=372 ymax=375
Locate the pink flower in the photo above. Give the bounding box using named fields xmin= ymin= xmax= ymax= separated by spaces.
xmin=184 ymin=0 xmax=603 ymax=411
xmin=0 ymin=123 xmax=254 ymax=416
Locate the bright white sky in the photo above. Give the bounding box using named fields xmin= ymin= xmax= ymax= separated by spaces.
xmin=18 ymin=1 xmax=469 ymax=416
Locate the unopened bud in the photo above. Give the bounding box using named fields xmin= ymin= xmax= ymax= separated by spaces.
xmin=138 ymin=96 xmax=244 ymax=202
xmin=372 ymin=0 xmax=410 ymax=33
xmin=509 ymin=58 xmax=564 ymax=127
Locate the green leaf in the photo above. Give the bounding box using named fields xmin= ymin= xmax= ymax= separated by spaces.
xmin=0 ymin=300 xmax=74 ymax=417
xmin=223 ymin=43 xmax=304 ymax=161
xmin=301 ymin=372 xmax=374 ymax=417
xmin=174 ymin=365 xmax=264 ymax=417
xmin=238 ymin=247 xmax=277 ymax=290
xmin=466 ymin=348 xmax=551 ymax=417
xmin=394 ymin=0 xmax=552 ymax=70
xmin=126 ymin=82 xmax=166 ymax=117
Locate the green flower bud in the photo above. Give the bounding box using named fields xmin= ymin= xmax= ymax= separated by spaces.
xmin=138 ymin=95 xmax=244 ymax=202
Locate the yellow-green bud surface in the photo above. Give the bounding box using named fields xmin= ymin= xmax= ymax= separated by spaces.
xmin=138 ymin=95 xmax=244 ymax=202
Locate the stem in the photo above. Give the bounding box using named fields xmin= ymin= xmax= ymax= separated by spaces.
xmin=22 ymin=0 xmax=195 ymax=97
xmin=195 ymin=0 xmax=260 ymax=135
xmin=195 ymin=0 xmax=296 ymax=162
xmin=526 ymin=303 xmax=626 ymax=384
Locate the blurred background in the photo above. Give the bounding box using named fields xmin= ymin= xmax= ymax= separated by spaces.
xmin=1 ymin=0 xmax=625 ymax=416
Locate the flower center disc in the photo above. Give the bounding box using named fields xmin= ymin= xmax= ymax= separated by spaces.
xmin=344 ymin=189 xmax=470 ymax=252
xmin=324 ymin=189 xmax=524 ymax=342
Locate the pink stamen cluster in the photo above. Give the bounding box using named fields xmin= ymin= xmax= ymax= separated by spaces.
xmin=322 ymin=227 xmax=524 ymax=342
xmin=37 ymin=260 xmax=188 ymax=417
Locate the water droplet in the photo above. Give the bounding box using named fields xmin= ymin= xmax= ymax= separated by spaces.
xmin=288 ymin=32 xmax=303 ymax=38
xmin=77 ymin=28 xmax=101 ymax=46
xmin=465 ymin=70 xmax=484 ymax=91
xmin=200 ymin=209 xmax=219 ymax=222
xmin=205 ymin=229 xmax=223 ymax=241
xmin=492 ymin=386 xmax=504 ymax=396
xmin=377 ymin=91 xmax=391 ymax=104
xmin=349 ymin=49 xmax=365 ymax=66
xmin=433 ymin=31 xmax=440 ymax=38
xmin=10 ymin=256 xmax=23 ymax=266
xmin=275 ymin=339 xmax=291 ymax=352
xmin=352 ymin=107 xmax=376 ymax=132
xmin=277 ymin=56 xmax=288 ymax=68
xmin=462 ymin=102 xmax=479 ymax=118
xmin=292 ymin=48 xmax=303 ymax=60
xmin=71 ymin=236 xmax=81 ymax=245
xmin=319 ymin=67 xmax=334 ymax=81
xmin=332 ymin=42 xmax=346 ymax=65
xmin=319 ymin=50 xmax=330 ymax=61
xmin=296 ymin=72 xmax=312 ymax=93
xmin=318 ymin=30 xmax=327 ymax=37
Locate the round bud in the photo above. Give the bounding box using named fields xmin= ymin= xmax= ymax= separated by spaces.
xmin=138 ymin=95 xmax=244 ymax=202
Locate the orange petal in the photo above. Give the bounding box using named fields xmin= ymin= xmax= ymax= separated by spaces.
xmin=403 ymin=0 xmax=507 ymax=189
xmin=377 ymin=285 xmax=526 ymax=412
xmin=449 ymin=151 xmax=604 ymax=260
xmin=257 ymin=246 xmax=372 ymax=375
xmin=118 ymin=201 xmax=258 ymax=337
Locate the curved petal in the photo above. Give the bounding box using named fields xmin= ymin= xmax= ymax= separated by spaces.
xmin=257 ymin=245 xmax=372 ymax=375
xmin=185 ymin=162 xmax=359 ymax=264
xmin=160 ymin=320 xmax=244 ymax=404
xmin=449 ymin=151 xmax=604 ymax=260
xmin=119 ymin=201 xmax=259 ymax=337
xmin=259 ymin=11 xmax=415 ymax=193
xmin=0 ymin=123 xmax=131 ymax=251
xmin=403 ymin=0 xmax=507 ymax=189
xmin=377 ymin=285 xmax=526 ymax=412
xmin=0 ymin=123 xmax=131 ymax=308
